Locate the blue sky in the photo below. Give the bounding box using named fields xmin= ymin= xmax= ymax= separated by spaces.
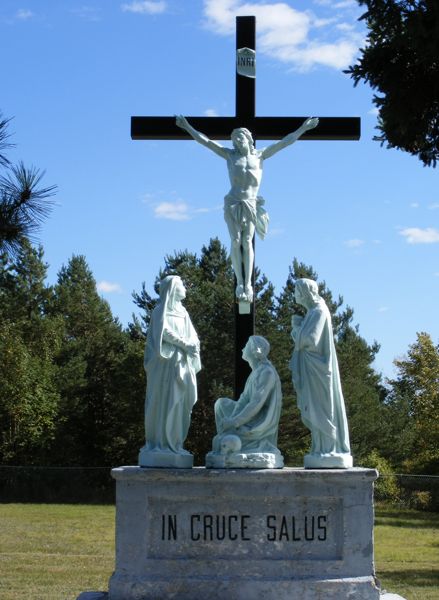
xmin=1 ymin=0 xmax=438 ymax=379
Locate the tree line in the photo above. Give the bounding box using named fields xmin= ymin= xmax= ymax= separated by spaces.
xmin=1 ymin=238 xmax=438 ymax=481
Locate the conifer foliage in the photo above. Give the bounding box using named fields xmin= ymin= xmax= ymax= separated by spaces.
xmin=347 ymin=1 xmax=439 ymax=166
xmin=0 ymin=112 xmax=56 ymax=258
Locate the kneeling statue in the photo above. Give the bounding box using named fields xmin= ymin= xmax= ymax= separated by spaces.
xmin=206 ymin=335 xmax=283 ymax=469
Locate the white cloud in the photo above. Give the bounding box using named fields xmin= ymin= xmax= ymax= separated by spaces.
xmin=16 ymin=9 xmax=33 ymax=19
xmin=71 ymin=6 xmax=101 ymax=21
xmin=204 ymin=108 xmax=219 ymax=117
xmin=314 ymin=0 xmax=356 ymax=6
xmin=202 ymin=0 xmax=363 ymax=71
xmin=410 ymin=202 xmax=419 ymax=208
xmin=333 ymin=0 xmax=357 ymax=8
xmin=154 ymin=201 xmax=191 ymax=221
xmin=313 ymin=17 xmax=337 ymax=28
xmin=344 ymin=238 xmax=364 ymax=248
xmin=121 ymin=1 xmax=166 ymax=15
xmin=290 ymin=40 xmax=359 ymax=71
xmin=378 ymin=306 xmax=389 ymax=313
xmin=428 ymin=202 xmax=439 ymax=210
xmin=97 ymin=281 xmax=123 ymax=294
xmin=400 ymin=227 xmax=439 ymax=244
xmin=368 ymin=107 xmax=379 ymax=116
xmin=336 ymin=22 xmax=355 ymax=32
xmin=144 ymin=191 xmax=218 ymax=220
xmin=153 ymin=202 xmax=220 ymax=219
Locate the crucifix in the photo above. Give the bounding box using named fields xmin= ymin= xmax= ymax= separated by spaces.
xmin=132 ymin=16 xmax=360 ymax=398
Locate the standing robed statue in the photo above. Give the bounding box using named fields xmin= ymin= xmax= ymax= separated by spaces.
xmin=138 ymin=275 xmax=201 ymax=469
xmin=290 ymin=278 xmax=352 ymax=469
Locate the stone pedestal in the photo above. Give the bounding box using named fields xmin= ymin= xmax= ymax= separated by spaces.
xmin=205 ymin=450 xmax=284 ymax=468
xmin=108 ymin=466 xmax=380 ymax=600
xmin=138 ymin=446 xmax=194 ymax=468
xmin=304 ymin=452 xmax=353 ymax=469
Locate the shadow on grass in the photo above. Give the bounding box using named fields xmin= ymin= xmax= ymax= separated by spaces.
xmin=378 ymin=568 xmax=439 ymax=589
xmin=0 ymin=466 xmax=115 ymax=504
xmin=375 ymin=509 xmax=439 ymax=529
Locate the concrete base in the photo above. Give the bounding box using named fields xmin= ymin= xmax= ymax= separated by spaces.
xmin=78 ymin=592 xmax=407 ymax=600
xmin=304 ymin=452 xmax=353 ymax=469
xmin=107 ymin=466 xmax=380 ymax=600
xmin=110 ymin=575 xmax=379 ymax=599
xmin=138 ymin=447 xmax=193 ymax=468
xmin=205 ymin=450 xmax=284 ymax=468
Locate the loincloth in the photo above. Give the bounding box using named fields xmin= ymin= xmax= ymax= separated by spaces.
xmin=224 ymin=194 xmax=269 ymax=240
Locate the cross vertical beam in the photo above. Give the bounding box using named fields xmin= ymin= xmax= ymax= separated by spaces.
xmin=236 ymin=16 xmax=255 ymax=120
xmin=234 ymin=16 xmax=256 ymax=399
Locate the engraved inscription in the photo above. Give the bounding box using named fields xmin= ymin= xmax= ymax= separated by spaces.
xmin=236 ymin=47 xmax=256 ymax=78
xmin=189 ymin=514 xmax=251 ymax=541
xmin=148 ymin=496 xmax=343 ymax=560
xmin=266 ymin=514 xmax=327 ymax=542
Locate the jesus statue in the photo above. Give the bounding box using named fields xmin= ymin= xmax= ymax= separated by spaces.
xmin=176 ymin=115 xmax=319 ymax=304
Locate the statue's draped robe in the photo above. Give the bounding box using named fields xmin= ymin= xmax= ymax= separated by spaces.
xmin=143 ymin=280 xmax=201 ymax=454
xmin=291 ymin=299 xmax=350 ymax=455
xmin=213 ymin=359 xmax=282 ymax=454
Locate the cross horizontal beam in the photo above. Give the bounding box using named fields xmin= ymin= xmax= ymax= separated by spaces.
xmin=131 ymin=116 xmax=361 ymax=141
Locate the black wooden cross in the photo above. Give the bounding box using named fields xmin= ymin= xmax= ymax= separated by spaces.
xmin=132 ymin=16 xmax=360 ymax=398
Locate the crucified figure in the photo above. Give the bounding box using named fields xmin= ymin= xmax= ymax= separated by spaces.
xmin=176 ymin=115 xmax=319 ymax=304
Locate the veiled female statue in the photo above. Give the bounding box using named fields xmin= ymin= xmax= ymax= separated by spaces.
xmin=138 ymin=275 xmax=201 ymax=468
xmin=290 ymin=278 xmax=352 ymax=469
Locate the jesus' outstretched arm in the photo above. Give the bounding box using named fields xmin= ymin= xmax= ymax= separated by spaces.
xmin=261 ymin=117 xmax=319 ymax=160
xmin=175 ymin=115 xmax=229 ymax=159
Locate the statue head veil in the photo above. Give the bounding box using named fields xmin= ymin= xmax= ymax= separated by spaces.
xmin=249 ymin=335 xmax=270 ymax=360
xmin=145 ymin=275 xmax=183 ymax=366
xmin=295 ymin=278 xmax=320 ymax=304
xmin=159 ymin=275 xmax=181 ymax=311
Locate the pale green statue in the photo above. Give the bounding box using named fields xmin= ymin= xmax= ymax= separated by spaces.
xmin=290 ymin=278 xmax=353 ymax=469
xmin=176 ymin=115 xmax=318 ymax=310
xmin=138 ymin=276 xmax=201 ymax=468
xmin=206 ymin=335 xmax=284 ymax=469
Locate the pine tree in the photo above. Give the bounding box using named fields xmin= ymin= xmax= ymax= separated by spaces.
xmin=50 ymin=255 xmax=144 ymax=466
xmin=0 ymin=112 xmax=56 ymax=257
xmin=0 ymin=243 xmax=60 ymax=463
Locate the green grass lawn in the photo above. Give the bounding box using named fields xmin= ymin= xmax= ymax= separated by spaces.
xmin=375 ymin=505 xmax=439 ymax=600
xmin=0 ymin=504 xmax=114 ymax=600
xmin=0 ymin=503 xmax=438 ymax=600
